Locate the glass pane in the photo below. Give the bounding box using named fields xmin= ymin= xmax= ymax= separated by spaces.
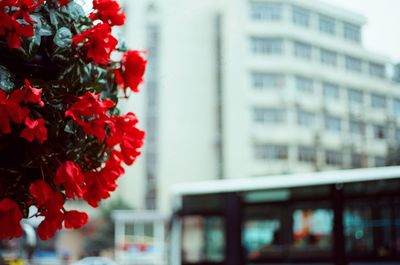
xmin=243 ymin=206 xmax=284 ymax=261
xmin=182 ymin=216 xmax=225 ymax=263
xmin=292 ymin=209 xmax=333 ymax=252
xmin=344 ymin=200 xmax=393 ymax=257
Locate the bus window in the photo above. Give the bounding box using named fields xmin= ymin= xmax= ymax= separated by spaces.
xmin=242 ymin=206 xmax=283 ymax=261
xmin=344 ymin=200 xmax=393 ymax=257
xmin=291 ymin=206 xmax=333 ymax=257
xmin=182 ymin=216 xmax=225 ymax=263
xmin=396 ymin=201 xmax=400 ymax=255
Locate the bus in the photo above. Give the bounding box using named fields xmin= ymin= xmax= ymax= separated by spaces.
xmin=169 ymin=166 xmax=400 ymax=265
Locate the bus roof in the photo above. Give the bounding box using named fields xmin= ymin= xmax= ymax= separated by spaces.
xmin=171 ymin=166 xmax=400 ymax=196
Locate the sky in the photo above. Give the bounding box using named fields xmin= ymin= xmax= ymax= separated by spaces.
xmin=323 ymin=0 xmax=400 ymax=62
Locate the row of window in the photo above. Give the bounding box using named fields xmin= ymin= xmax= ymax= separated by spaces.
xmin=252 ymin=73 xmax=397 ymax=110
xmin=253 ymin=144 xmax=385 ymax=167
xmin=293 ymin=41 xmax=384 ymax=77
xmin=250 ymin=2 xmax=361 ymax=42
xmin=250 ymin=37 xmax=386 ymax=78
xmin=253 ymin=107 xmax=398 ymax=140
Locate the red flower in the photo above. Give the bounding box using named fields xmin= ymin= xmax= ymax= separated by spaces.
xmin=29 ymin=180 xmax=65 ymax=209
xmin=115 ymin=50 xmax=147 ymax=93
xmin=90 ymin=0 xmax=125 ymax=26
xmin=37 ymin=211 xmax=64 ymax=240
xmin=64 ymin=210 xmax=88 ymax=229
xmin=29 ymin=181 xmax=67 ymax=240
xmin=20 ymin=117 xmax=48 ymax=143
xmin=83 ymin=151 xmax=124 ymax=207
xmin=72 ymin=23 xmax=118 ymax=65
xmin=0 ymin=89 xmax=29 ymax=134
xmin=11 ymin=0 xmax=44 ymax=24
xmin=57 ymin=0 xmax=70 ymax=6
xmin=65 ymin=92 xmax=115 ymax=140
xmin=107 ymin=113 xmax=145 ymax=165
xmin=54 ymin=161 xmax=85 ymax=199
xmin=0 ymin=11 xmax=34 ymax=49
xmin=23 ymin=79 xmax=44 ymax=106
xmin=0 ymin=198 xmax=23 ymax=239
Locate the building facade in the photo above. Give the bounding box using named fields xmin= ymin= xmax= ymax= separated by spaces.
xmin=118 ymin=0 xmax=400 ymax=213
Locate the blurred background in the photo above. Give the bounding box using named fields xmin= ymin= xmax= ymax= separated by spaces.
xmin=2 ymin=0 xmax=400 ymax=264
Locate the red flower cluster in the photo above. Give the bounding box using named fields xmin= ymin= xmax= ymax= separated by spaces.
xmin=72 ymin=23 xmax=118 ymax=65
xmin=0 ymin=198 xmax=23 ymax=239
xmin=65 ymin=93 xmax=145 ymax=207
xmin=90 ymin=0 xmax=125 ymax=26
xmin=30 ymin=180 xmax=88 ymax=240
xmin=0 ymin=80 xmax=47 ymax=143
xmin=0 ymin=0 xmax=41 ymax=48
xmin=0 ymin=0 xmax=146 ymax=240
xmin=114 ymin=50 xmax=147 ymax=93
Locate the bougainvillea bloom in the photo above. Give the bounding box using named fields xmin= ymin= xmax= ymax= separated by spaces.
xmin=54 ymin=161 xmax=85 ymax=199
xmin=90 ymin=0 xmax=125 ymax=26
xmin=72 ymin=23 xmax=118 ymax=65
xmin=0 ymin=199 xmax=23 ymax=239
xmin=20 ymin=117 xmax=48 ymax=143
xmin=115 ymin=50 xmax=147 ymax=93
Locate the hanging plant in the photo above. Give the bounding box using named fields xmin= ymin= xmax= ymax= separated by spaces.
xmin=0 ymin=0 xmax=146 ymax=240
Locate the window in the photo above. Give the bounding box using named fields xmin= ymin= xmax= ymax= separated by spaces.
xmin=345 ymin=56 xmax=362 ymax=72
xmin=295 ymin=75 xmax=313 ymax=93
xmin=297 ymin=110 xmax=315 ymax=127
xmin=319 ymin=15 xmax=335 ymax=35
xmin=292 ymin=208 xmax=333 ymax=251
xmin=182 ymin=216 xmax=225 ymax=263
xmin=251 ymin=37 xmax=283 ymax=54
xmin=253 ymin=108 xmax=286 ymax=124
xmin=243 ymin=206 xmax=283 ymax=260
xmin=351 ymin=153 xmax=363 ymax=168
xmin=320 ymin=49 xmax=337 ymax=66
xmin=348 ymin=88 xmax=364 ymax=104
xmin=394 ymin=99 xmax=400 ymax=115
xmin=294 ymin=41 xmax=312 ymax=59
xmin=396 ymin=128 xmax=400 ymax=142
xmin=371 ymin=93 xmax=387 ymax=109
xmin=323 ymin=82 xmax=340 ymax=100
xmin=369 ymin=62 xmax=385 ymax=78
xmin=325 ymin=115 xmax=341 ymax=132
xmin=298 ymin=146 xmax=316 ymax=163
xmin=372 ymin=124 xmax=387 ymax=140
xmin=375 ymin=156 xmax=386 ymax=167
xmin=344 ymin=22 xmax=361 ymax=42
xmin=344 ymin=201 xmax=393 ymax=255
xmin=252 ymin=72 xmax=285 ymax=89
xmin=325 ymin=150 xmax=342 ymax=166
xmin=254 ymin=144 xmax=288 ymax=160
xmin=349 ymin=120 xmax=364 ymax=135
xmin=250 ymin=2 xmax=282 ymax=21
xmin=292 ymin=6 xmax=310 ymax=27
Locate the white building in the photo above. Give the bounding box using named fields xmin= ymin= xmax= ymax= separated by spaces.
xmin=117 ymin=0 xmax=400 ymax=213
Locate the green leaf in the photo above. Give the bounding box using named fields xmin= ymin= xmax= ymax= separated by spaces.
xmin=49 ymin=10 xmax=59 ymax=29
xmin=65 ymin=2 xmax=85 ymax=21
xmin=0 ymin=65 xmax=15 ymax=92
xmin=54 ymin=27 xmax=72 ymax=48
xmin=31 ymin=14 xmax=54 ymax=37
